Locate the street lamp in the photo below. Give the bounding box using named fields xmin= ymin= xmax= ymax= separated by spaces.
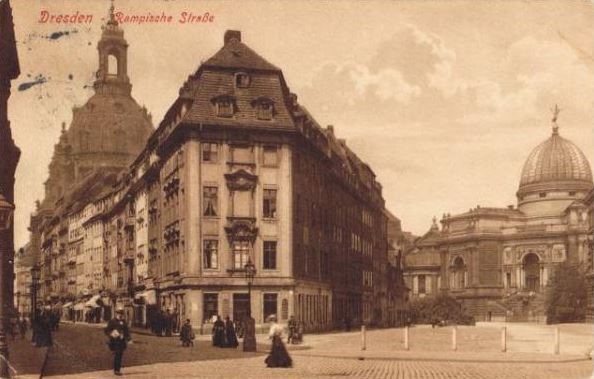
xmin=0 ymin=193 xmax=15 ymax=377
xmin=30 ymin=264 xmax=40 ymax=322
xmin=243 ymin=257 xmax=257 ymax=352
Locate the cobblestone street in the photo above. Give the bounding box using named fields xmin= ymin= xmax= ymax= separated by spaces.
xmin=23 ymin=323 xmax=593 ymax=379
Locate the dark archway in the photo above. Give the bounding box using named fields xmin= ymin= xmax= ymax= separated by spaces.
xmin=523 ymin=253 xmax=540 ymax=291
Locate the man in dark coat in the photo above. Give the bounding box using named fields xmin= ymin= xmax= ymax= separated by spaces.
xmin=104 ymin=308 xmax=131 ymax=376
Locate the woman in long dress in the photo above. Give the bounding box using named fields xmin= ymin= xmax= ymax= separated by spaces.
xmin=212 ymin=316 xmax=225 ymax=347
xmin=223 ymin=317 xmax=239 ymax=348
xmin=264 ymin=315 xmax=292 ymax=368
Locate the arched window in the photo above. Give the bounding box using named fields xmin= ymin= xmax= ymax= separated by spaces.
xmin=452 ymin=257 xmax=466 ymax=289
xmin=523 ymin=253 xmax=540 ymax=291
xmin=108 ymin=54 xmax=118 ymax=76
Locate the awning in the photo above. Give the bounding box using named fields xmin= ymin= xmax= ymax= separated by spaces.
xmin=85 ymin=294 xmax=101 ymax=308
xmin=135 ymin=290 xmax=156 ymax=305
xmin=74 ymin=303 xmax=85 ymax=311
xmin=62 ymin=302 xmax=73 ymax=308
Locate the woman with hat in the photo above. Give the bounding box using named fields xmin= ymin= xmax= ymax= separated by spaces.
xmin=264 ymin=314 xmax=292 ymax=368
xmin=104 ymin=307 xmax=131 ymax=376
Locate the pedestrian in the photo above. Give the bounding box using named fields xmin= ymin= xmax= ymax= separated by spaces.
xmin=212 ymin=315 xmax=225 ymax=347
xmin=19 ymin=316 xmax=27 ymax=339
xmin=164 ymin=309 xmax=173 ymax=337
xmin=287 ymin=316 xmax=297 ymax=344
xmin=180 ymin=319 xmax=195 ymax=347
xmin=34 ymin=308 xmax=53 ymax=347
xmin=223 ymin=317 xmax=238 ymax=348
xmin=155 ymin=310 xmax=163 ymax=337
xmin=104 ymin=307 xmax=131 ymax=376
xmin=264 ymin=315 xmax=292 ymax=368
xmin=295 ymin=321 xmax=304 ymax=344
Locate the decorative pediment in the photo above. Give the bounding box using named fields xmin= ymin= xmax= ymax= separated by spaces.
xmin=225 ymin=217 xmax=258 ymax=243
xmin=225 ymin=169 xmax=258 ymax=191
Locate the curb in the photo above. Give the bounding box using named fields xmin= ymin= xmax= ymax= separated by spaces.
xmin=290 ymin=351 xmax=591 ymax=364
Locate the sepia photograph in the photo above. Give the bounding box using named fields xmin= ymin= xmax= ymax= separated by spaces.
xmin=0 ymin=0 xmax=593 ymax=378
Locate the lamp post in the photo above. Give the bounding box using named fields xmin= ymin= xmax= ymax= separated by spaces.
xmin=30 ymin=264 xmax=40 ymax=323
xmin=0 ymin=194 xmax=15 ymax=377
xmin=243 ymin=257 xmax=257 ymax=352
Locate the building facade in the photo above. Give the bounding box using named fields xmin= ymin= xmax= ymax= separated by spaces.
xmin=25 ymin=27 xmax=396 ymax=333
xmin=25 ymin=5 xmax=153 ymax=318
xmin=404 ymin=118 xmax=593 ymax=322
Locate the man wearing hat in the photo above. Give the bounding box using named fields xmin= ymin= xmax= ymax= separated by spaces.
xmin=104 ymin=307 xmax=131 ymax=376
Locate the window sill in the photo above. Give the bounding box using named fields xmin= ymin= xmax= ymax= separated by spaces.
xmin=262 ymin=217 xmax=277 ymax=222
xmin=202 ymin=216 xmax=220 ymax=220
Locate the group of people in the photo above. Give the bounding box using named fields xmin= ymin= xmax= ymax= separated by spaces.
xmin=148 ymin=309 xmax=179 ymax=337
xmin=287 ymin=316 xmax=304 ymax=344
xmin=211 ymin=316 xmax=239 ymax=348
xmin=103 ymin=310 xmax=297 ymax=375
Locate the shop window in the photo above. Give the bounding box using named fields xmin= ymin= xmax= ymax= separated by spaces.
xmin=203 ymin=240 xmax=218 ymax=269
xmin=263 ymin=293 xmax=278 ymax=321
xmin=203 ymin=293 xmax=218 ymax=322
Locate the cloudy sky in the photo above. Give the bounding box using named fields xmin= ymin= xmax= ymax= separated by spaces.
xmin=9 ymin=0 xmax=594 ymax=248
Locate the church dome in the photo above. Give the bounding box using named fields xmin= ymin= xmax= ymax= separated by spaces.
xmin=519 ymin=130 xmax=592 ymax=188
xmin=517 ymin=111 xmax=593 ymax=216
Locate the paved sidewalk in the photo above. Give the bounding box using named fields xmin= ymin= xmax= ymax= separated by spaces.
xmin=8 ymin=331 xmax=48 ymax=379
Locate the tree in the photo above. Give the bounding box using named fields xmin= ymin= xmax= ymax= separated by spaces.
xmin=409 ymin=293 xmax=475 ymax=325
xmin=545 ymin=262 xmax=588 ymax=324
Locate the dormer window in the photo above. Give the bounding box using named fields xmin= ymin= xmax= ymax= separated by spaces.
xmin=211 ymin=95 xmax=235 ymax=118
xmin=235 ymin=72 xmax=250 ymax=88
xmin=251 ymin=97 xmax=275 ymax=121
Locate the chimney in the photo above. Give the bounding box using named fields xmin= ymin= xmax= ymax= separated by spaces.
xmin=507 ymin=205 xmax=514 ymax=210
xmin=224 ymin=30 xmax=241 ymax=45
xmin=327 ymin=125 xmax=334 ymax=135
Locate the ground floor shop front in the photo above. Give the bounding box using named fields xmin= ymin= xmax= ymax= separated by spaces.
xmin=152 ymin=282 xmax=335 ymax=334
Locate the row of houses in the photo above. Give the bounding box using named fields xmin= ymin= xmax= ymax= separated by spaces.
xmin=16 ymin=10 xmax=409 ymax=334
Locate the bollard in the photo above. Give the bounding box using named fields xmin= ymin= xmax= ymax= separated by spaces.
xmin=361 ymin=325 xmax=366 ymax=351
xmin=554 ymin=327 xmax=560 ymax=355
xmin=452 ymin=326 xmax=457 ymax=351
xmin=404 ymin=326 xmax=409 ymax=350
xmin=501 ymin=326 xmax=507 ymax=353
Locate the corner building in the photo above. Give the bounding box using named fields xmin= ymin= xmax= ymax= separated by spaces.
xmin=129 ymin=30 xmax=388 ymax=332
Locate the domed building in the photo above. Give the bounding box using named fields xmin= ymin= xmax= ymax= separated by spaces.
xmin=404 ymin=115 xmax=593 ymax=322
xmin=26 ymin=5 xmax=153 ymax=306
xmin=41 ymin=5 xmax=153 ymax=207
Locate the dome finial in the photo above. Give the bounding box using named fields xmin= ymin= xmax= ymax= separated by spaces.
xmin=551 ymin=104 xmax=561 ymax=135
xmin=107 ymin=0 xmax=117 ymax=26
